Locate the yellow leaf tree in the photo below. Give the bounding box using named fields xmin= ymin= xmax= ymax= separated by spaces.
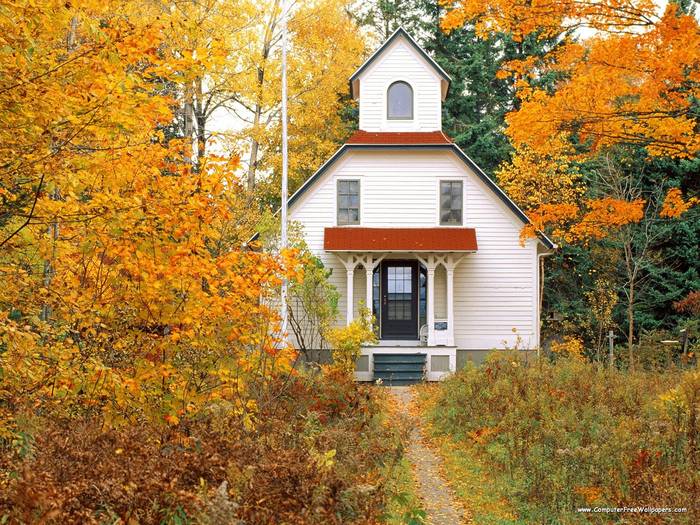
xmin=226 ymin=0 xmax=365 ymax=193
xmin=0 ymin=0 xmax=299 ymax=437
xmin=441 ymin=0 xmax=699 ymax=238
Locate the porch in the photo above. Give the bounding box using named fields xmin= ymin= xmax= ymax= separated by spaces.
xmin=324 ymin=227 xmax=478 ymax=382
xmin=354 ymin=345 xmax=457 ymax=383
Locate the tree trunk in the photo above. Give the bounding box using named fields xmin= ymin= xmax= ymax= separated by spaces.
xmin=538 ymin=256 xmax=545 ymax=359
xmin=246 ymin=104 xmax=261 ymax=191
xmin=194 ymin=76 xmax=206 ymax=169
xmin=246 ymin=0 xmax=279 ymax=191
xmin=627 ymin=278 xmax=635 ymax=369
xmin=245 ymin=60 xmax=266 ymax=192
xmin=183 ymin=81 xmax=194 ymax=153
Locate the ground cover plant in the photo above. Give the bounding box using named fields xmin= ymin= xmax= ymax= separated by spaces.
xmin=0 ymin=371 xmax=411 ymax=524
xmin=420 ymin=354 xmax=700 ymax=524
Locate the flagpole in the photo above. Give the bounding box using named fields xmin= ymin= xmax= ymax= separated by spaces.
xmin=280 ymin=0 xmax=289 ymax=337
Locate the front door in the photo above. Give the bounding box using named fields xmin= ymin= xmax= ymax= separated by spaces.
xmin=381 ymin=261 xmax=418 ymax=340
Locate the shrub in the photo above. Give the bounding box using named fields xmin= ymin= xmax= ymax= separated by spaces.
xmin=0 ymin=372 xmax=404 ymax=524
xmin=423 ymin=354 xmax=699 ymax=524
xmin=324 ymin=307 xmax=377 ymax=377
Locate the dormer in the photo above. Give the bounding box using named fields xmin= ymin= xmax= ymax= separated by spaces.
xmin=350 ymin=28 xmax=450 ymax=133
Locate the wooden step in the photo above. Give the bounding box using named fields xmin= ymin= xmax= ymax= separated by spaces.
xmin=377 ymin=379 xmax=422 ymax=386
xmin=373 ymin=354 xmax=426 ymax=364
xmin=374 ymin=363 xmax=427 ymax=373
xmin=374 ymin=372 xmax=424 ymax=385
xmin=372 ymin=353 xmax=426 ymax=385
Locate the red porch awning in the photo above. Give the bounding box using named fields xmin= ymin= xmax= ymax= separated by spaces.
xmin=324 ymin=227 xmax=478 ymax=252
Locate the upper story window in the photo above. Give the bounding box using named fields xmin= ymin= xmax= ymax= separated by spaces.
xmin=440 ymin=181 xmax=463 ymax=225
xmin=337 ymin=179 xmax=360 ymax=225
xmin=387 ymin=81 xmax=413 ymax=120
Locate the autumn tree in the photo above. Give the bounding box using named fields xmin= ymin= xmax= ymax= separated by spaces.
xmin=0 ymin=0 xmax=299 ymax=438
xmin=441 ymin=0 xmax=699 ymax=359
xmin=158 ymin=0 xmax=257 ymax=166
xmin=228 ymin=0 xmax=365 ymax=194
xmin=442 ymin=0 xmax=699 ymax=185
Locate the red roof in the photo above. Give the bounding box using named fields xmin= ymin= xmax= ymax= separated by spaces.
xmin=324 ymin=227 xmax=477 ymax=252
xmin=346 ymin=130 xmax=452 ymax=145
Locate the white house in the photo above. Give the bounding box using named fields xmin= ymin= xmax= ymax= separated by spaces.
xmin=287 ymin=28 xmax=554 ymax=384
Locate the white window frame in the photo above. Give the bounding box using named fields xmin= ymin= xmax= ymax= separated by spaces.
xmin=436 ymin=178 xmax=465 ymax=226
xmin=335 ymin=177 xmax=362 ymax=226
xmin=382 ymin=78 xmax=415 ymax=127
xmin=386 ymin=80 xmax=414 ymax=121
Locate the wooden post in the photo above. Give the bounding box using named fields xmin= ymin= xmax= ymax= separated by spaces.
xmin=365 ymin=266 xmax=373 ymax=315
xmin=680 ymin=329 xmax=689 ymax=356
xmin=446 ymin=267 xmax=455 ymax=346
xmin=427 ymin=266 xmax=435 ymax=345
xmin=346 ymin=267 xmax=354 ymax=325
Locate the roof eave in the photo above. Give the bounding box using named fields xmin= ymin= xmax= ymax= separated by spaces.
xmin=325 ymin=249 xmax=477 ymax=253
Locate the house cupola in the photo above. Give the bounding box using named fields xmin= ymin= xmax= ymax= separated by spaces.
xmin=349 ymin=28 xmax=450 ymax=133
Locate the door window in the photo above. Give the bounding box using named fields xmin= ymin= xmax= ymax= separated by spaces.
xmin=387 ymin=266 xmax=413 ymax=320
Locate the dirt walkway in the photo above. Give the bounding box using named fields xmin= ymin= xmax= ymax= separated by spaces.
xmin=389 ymin=387 xmax=468 ymax=525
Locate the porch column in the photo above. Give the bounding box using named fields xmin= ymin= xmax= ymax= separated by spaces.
xmin=416 ymin=253 xmax=439 ymax=346
xmin=446 ymin=267 xmax=455 ymax=346
xmin=427 ymin=265 xmax=436 ymax=346
xmin=365 ymin=266 xmax=373 ymax=315
xmin=336 ymin=253 xmax=363 ymax=326
xmin=346 ymin=267 xmax=354 ymax=325
xmin=360 ymin=254 xmax=384 ymax=321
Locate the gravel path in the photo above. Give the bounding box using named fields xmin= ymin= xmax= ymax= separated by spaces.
xmin=389 ymin=386 xmax=467 ymax=525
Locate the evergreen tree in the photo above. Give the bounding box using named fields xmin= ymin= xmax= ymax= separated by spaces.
xmin=354 ymin=1 xmax=558 ymax=175
xmin=350 ymin=0 xmax=425 ymax=40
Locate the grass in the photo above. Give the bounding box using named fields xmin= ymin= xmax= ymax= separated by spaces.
xmin=374 ymin=387 xmax=426 ymax=525
xmin=432 ymin=433 xmax=524 ymax=525
xmin=415 ymin=384 xmax=522 ymax=525
xmin=415 ymin=356 xmax=700 ymax=524
xmin=382 ymin=455 xmax=426 ymax=525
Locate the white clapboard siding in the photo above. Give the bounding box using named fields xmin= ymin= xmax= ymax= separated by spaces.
xmin=357 ymin=38 xmax=441 ymax=132
xmin=289 ymin=148 xmax=539 ymax=350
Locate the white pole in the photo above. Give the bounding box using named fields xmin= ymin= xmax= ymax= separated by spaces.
xmin=280 ymin=0 xmax=289 ymax=337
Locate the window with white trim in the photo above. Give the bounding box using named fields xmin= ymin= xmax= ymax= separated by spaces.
xmin=440 ymin=181 xmax=463 ymax=225
xmin=387 ymin=81 xmax=413 ymax=120
xmin=337 ymin=179 xmax=360 ymax=225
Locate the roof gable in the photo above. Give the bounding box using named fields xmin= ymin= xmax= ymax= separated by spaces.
xmin=350 ymin=27 xmax=450 ymax=101
xmin=287 ymin=143 xmax=555 ymax=250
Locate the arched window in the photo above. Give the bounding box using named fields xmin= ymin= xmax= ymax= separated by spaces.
xmin=387 ymin=81 xmax=413 ymax=120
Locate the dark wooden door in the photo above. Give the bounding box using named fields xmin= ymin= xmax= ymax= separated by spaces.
xmin=381 ymin=261 xmax=418 ymax=339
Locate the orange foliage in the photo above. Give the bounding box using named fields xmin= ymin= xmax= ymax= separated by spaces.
xmin=1 ymin=375 xmax=402 ymax=523
xmin=660 ymin=188 xmax=699 ymax=219
xmin=673 ymin=291 xmax=700 ymax=316
xmin=572 ymin=198 xmax=646 ymax=240
xmin=442 ymin=1 xmax=700 ymax=157
xmin=441 ymin=0 xmax=659 ymax=41
xmin=522 ymin=198 xmax=646 ymax=245
xmin=0 ymin=1 xmax=299 ymax=437
xmin=443 ymin=1 xmax=699 ymax=245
